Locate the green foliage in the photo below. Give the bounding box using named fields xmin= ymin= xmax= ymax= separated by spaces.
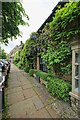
xmin=29 ymin=69 xmax=54 ymax=81
xmin=29 ymin=69 xmax=71 ymax=101
xmin=29 ymin=69 xmax=48 ymax=80
xmin=20 ymin=32 xmax=40 ymax=69
xmin=13 ymin=51 xmax=20 ymax=64
xmin=16 ymin=61 xmax=23 ymax=69
xmin=2 ymin=2 xmax=29 ymax=44
xmin=40 ymin=2 xmax=80 ymax=76
xmin=24 ymin=67 xmax=30 ymax=73
xmin=2 ymin=89 xmax=10 ymax=119
xmin=13 ymin=2 xmax=80 ymax=81
xmin=20 ymin=42 xmax=28 ymax=66
xmin=42 ymin=41 xmax=71 ymax=64
xmin=39 ymin=2 xmax=80 ymax=76
xmin=41 ymin=41 xmax=72 ymax=74
xmin=29 ymin=69 xmax=37 ymax=76
xmin=47 ymin=77 xmax=71 ymax=101
xmin=50 ymin=2 xmax=80 ymax=41
xmin=36 ymin=70 xmax=48 ymax=81
xmin=61 ymin=64 xmax=72 ymax=75
xmin=13 ymin=32 xmax=39 ymax=71
xmin=0 ymin=47 xmax=7 ymax=59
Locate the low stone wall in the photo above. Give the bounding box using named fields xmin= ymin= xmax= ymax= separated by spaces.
xmin=40 ymin=78 xmax=47 ymax=88
xmin=70 ymin=96 xmax=80 ymax=118
xmin=69 ymin=92 xmax=80 ymax=118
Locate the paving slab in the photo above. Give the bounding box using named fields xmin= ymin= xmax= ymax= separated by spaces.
xmin=9 ymin=101 xmax=27 ymax=118
xmin=23 ymin=98 xmax=37 ymax=115
xmin=23 ymin=88 xmax=37 ymax=99
xmin=7 ymin=86 xmax=22 ymax=95
xmin=9 ymin=98 xmax=36 ymax=118
xmin=22 ymin=84 xmax=32 ymax=90
xmin=7 ymin=64 xmax=60 ymax=118
xmin=8 ymin=91 xmax=24 ymax=105
xmin=30 ymin=108 xmax=51 ymax=118
xmin=8 ymin=80 xmax=21 ymax=89
xmin=32 ymin=96 xmax=44 ymax=110
xmin=20 ymin=80 xmax=31 ymax=86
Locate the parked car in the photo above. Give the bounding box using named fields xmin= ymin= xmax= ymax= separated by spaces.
xmin=0 ymin=60 xmax=5 ymax=72
xmin=0 ymin=63 xmax=2 ymax=72
xmin=0 ymin=59 xmax=11 ymax=74
xmin=0 ymin=75 xmax=5 ymax=119
xmin=0 ymin=59 xmax=11 ymax=119
xmin=0 ymin=59 xmax=11 ymax=87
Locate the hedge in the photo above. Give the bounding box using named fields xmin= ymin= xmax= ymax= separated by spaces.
xmin=29 ymin=69 xmax=37 ymax=76
xmin=24 ymin=67 xmax=30 ymax=73
xmin=29 ymin=69 xmax=53 ymax=81
xmin=47 ymin=77 xmax=71 ymax=101
xmin=29 ymin=69 xmax=71 ymax=101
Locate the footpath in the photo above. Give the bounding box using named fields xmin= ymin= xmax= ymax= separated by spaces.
xmin=6 ymin=64 xmax=59 ymax=118
xmin=6 ymin=64 xmax=78 ymax=118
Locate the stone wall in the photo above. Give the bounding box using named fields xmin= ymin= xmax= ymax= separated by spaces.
xmin=71 ymin=96 xmax=80 ymax=117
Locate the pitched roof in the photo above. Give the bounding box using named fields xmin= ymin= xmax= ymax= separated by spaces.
xmin=37 ymin=1 xmax=68 ymax=33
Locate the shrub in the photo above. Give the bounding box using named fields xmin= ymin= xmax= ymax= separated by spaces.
xmin=29 ymin=69 xmax=71 ymax=101
xmin=29 ymin=69 xmax=53 ymax=80
xmin=16 ymin=61 xmax=23 ymax=69
xmin=29 ymin=69 xmax=37 ymax=76
xmin=16 ymin=61 xmax=24 ymax=69
xmin=47 ymin=77 xmax=71 ymax=102
xmin=36 ymin=70 xmax=50 ymax=81
xmin=24 ymin=67 xmax=30 ymax=73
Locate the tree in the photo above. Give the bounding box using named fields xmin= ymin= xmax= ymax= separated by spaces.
xmin=0 ymin=47 xmax=7 ymax=59
xmin=1 ymin=1 xmax=29 ymax=44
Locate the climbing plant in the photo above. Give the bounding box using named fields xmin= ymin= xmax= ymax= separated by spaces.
xmin=41 ymin=2 xmax=80 ymax=77
xmin=41 ymin=41 xmax=72 ymax=75
xmin=13 ymin=1 xmax=80 ymax=80
xmin=20 ymin=32 xmax=39 ymax=68
xmin=50 ymin=2 xmax=80 ymax=42
xmin=13 ymin=51 xmax=20 ymax=64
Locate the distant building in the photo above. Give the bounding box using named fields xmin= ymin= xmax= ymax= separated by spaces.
xmin=9 ymin=41 xmax=24 ymax=62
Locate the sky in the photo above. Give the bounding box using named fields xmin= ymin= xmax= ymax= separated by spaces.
xmin=1 ymin=0 xmax=59 ymax=54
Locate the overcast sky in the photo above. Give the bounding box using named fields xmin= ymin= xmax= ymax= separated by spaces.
xmin=1 ymin=0 xmax=59 ymax=54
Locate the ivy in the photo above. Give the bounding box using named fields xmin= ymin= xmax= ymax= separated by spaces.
xmin=13 ymin=1 xmax=80 ymax=80
xmin=13 ymin=51 xmax=20 ymax=64
xmin=50 ymin=2 xmax=80 ymax=42
xmin=41 ymin=41 xmax=71 ymax=74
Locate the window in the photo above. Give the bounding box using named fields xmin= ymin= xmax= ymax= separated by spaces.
xmin=74 ymin=51 xmax=80 ymax=93
xmin=40 ymin=59 xmax=48 ymax=72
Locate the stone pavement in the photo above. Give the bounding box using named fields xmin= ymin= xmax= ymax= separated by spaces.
xmin=6 ymin=64 xmax=79 ymax=119
xmin=6 ymin=64 xmax=60 ymax=118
